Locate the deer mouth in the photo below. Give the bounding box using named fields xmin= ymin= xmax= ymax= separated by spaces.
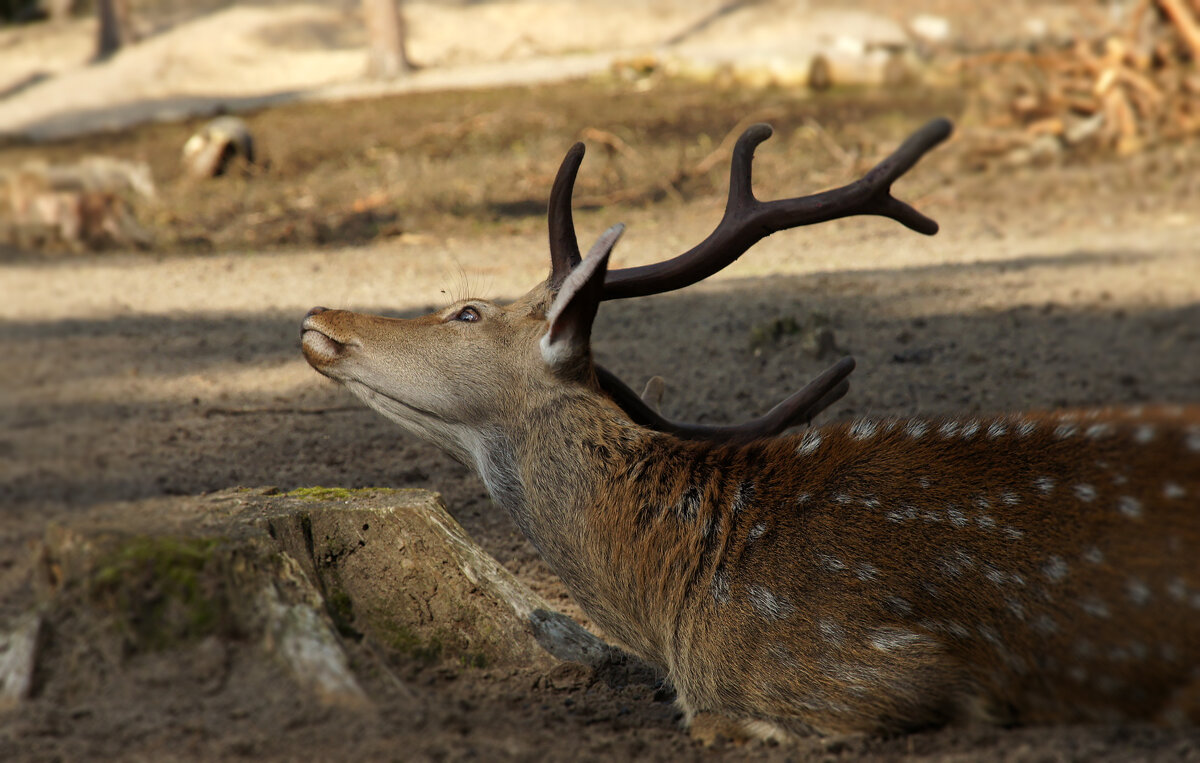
xmin=301 ymin=313 xmax=353 ymax=370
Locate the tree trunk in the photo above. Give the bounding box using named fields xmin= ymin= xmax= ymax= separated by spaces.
xmin=95 ymin=0 xmax=135 ymax=60
xmin=363 ymin=0 xmax=415 ymax=78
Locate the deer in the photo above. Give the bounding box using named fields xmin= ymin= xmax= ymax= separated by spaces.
xmin=300 ymin=117 xmax=1200 ymax=740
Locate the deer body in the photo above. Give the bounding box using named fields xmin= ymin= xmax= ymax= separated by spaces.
xmin=301 ymin=120 xmax=1200 ymax=738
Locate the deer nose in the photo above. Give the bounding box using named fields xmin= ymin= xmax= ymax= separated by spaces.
xmin=306 ymin=306 xmax=329 ymax=318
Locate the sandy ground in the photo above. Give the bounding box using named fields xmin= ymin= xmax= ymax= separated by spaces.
xmin=3 ymin=0 xmax=1200 ymax=760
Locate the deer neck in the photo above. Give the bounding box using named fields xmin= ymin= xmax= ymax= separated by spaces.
xmin=472 ymin=386 xmax=720 ymax=662
xmin=469 ymin=387 xmax=640 ymax=568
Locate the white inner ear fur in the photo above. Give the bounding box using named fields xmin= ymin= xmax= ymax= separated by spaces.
xmin=540 ymin=224 xmax=623 ymax=368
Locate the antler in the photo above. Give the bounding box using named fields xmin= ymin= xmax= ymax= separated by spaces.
xmin=595 ymin=356 xmax=855 ymax=445
xmin=547 ymin=118 xmax=951 ymax=442
xmin=548 ymin=118 xmax=953 ymax=299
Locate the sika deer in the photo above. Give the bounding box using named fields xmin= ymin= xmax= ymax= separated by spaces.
xmin=301 ymin=119 xmax=1200 ymax=738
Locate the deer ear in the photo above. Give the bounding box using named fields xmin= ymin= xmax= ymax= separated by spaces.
xmin=541 ymin=224 xmax=624 ymax=371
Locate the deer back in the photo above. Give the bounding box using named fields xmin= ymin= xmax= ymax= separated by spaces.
xmin=581 ymin=407 xmax=1200 ymax=732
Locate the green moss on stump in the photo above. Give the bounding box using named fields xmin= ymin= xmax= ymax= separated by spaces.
xmin=89 ymin=535 xmax=230 ymax=650
xmin=287 ymin=486 xmax=357 ymax=502
xmin=379 ymin=622 xmax=444 ymax=664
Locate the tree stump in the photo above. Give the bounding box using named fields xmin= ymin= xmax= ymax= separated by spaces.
xmin=3 ymin=487 xmax=614 ymax=713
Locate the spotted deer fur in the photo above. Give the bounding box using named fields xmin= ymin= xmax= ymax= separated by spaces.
xmin=301 ymin=124 xmax=1200 ymax=739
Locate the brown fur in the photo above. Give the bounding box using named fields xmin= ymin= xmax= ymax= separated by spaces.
xmin=302 ymin=279 xmax=1200 ymax=739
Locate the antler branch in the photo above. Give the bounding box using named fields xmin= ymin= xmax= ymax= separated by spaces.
xmin=601 ymin=118 xmax=952 ymax=299
xmin=546 ymin=118 xmax=953 ymax=300
xmin=548 ymin=142 xmax=586 ymax=289
xmin=595 ymin=357 xmax=855 ymax=445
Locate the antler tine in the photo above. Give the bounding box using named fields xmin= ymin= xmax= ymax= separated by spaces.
xmin=600 ymin=117 xmax=954 ymax=301
xmin=596 ymin=356 xmax=855 ymax=444
xmin=548 ymin=142 xmax=586 ymax=289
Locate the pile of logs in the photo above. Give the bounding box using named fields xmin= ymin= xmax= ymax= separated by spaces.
xmin=960 ymin=0 xmax=1200 ymax=161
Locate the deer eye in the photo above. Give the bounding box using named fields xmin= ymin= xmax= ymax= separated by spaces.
xmin=452 ymin=306 xmax=481 ymax=323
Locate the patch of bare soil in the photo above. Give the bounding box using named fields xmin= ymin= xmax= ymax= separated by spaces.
xmin=2 ymin=80 xmax=1200 ymax=761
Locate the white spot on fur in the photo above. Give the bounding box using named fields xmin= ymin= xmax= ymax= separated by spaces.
xmin=977 ymin=514 xmax=997 ymax=530
xmin=946 ymin=621 xmax=970 ymax=639
xmin=977 ymin=624 xmax=1002 ymax=646
xmin=906 ymin=420 xmax=929 ymax=439
xmin=1000 ymin=492 xmax=1020 ymax=506
xmin=1112 ymin=473 xmax=1129 ymax=486
xmin=1167 ymin=577 xmax=1187 ymax=601
xmin=1083 ymin=546 xmax=1105 ymax=564
xmin=854 ymin=562 xmax=879 ymax=582
xmin=861 ymin=496 xmax=881 ymax=509
xmin=819 ymin=619 xmax=846 ymax=645
xmin=747 ymin=523 xmax=767 ymax=542
xmin=711 ymin=570 xmax=731 ymax=605
xmin=1187 ymin=427 xmax=1200 ymax=452
xmin=1054 ymin=423 xmax=1078 ymax=439
xmin=834 ymin=493 xmax=853 ymax=505
xmin=1134 ymin=424 xmax=1155 ymax=444
xmin=947 ymin=507 xmax=968 ymax=527
xmin=983 ymin=565 xmax=1007 ymax=586
xmin=1043 ymin=556 xmax=1069 ymax=583
xmin=1016 ymin=419 xmax=1037 ymax=438
xmin=1003 ymin=526 xmax=1025 ymax=541
xmin=1163 ymin=482 xmax=1185 ymax=499
xmin=1032 ymin=614 xmax=1058 ymax=635
xmin=816 ymin=553 xmax=847 ymax=573
xmin=960 ymin=420 xmax=980 ymax=438
xmin=1074 ymin=483 xmax=1097 ymax=502
xmin=1125 ymin=578 xmax=1151 ymax=606
xmin=868 ymin=628 xmax=927 ymax=651
xmin=987 ymin=421 xmax=1007 ymax=439
xmin=796 ymin=430 xmax=822 ymax=455
xmin=1035 ymin=477 xmax=1056 ymax=494
xmin=850 ymin=419 xmax=878 ymax=440
xmin=731 ymin=481 xmax=755 ymax=515
xmin=747 ymin=585 xmax=794 ymax=621
xmin=1117 ymin=496 xmax=1142 ymax=519
xmin=939 ymin=421 xmax=960 ymax=438
xmin=1079 ymin=596 xmax=1110 ymax=618
xmin=883 ymin=596 xmax=912 ymax=616
xmin=1086 ymin=423 xmax=1112 ymax=439
xmin=937 ymin=555 xmax=964 ymax=578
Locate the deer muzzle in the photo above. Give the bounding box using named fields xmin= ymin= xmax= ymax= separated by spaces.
xmin=301 ymin=307 xmax=357 ymax=373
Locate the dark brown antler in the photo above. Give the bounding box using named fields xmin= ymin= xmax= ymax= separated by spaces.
xmin=548 ymin=118 xmax=951 ymax=442
xmin=548 ymin=118 xmax=953 ymax=299
xmin=595 ymin=356 xmax=855 ymax=445
xmin=547 ymin=142 xmax=585 ymax=289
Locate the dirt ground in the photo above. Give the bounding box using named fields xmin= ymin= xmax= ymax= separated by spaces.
xmin=3 ymin=3 xmax=1200 ymax=761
